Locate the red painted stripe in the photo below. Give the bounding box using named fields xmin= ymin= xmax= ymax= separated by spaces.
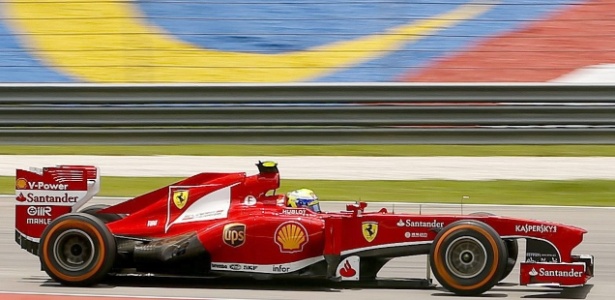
xmin=403 ymin=0 xmax=615 ymax=82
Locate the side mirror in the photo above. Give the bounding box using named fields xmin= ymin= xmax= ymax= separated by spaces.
xmin=345 ymin=201 xmax=368 ymax=216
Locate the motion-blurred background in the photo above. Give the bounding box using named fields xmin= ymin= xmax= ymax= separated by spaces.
xmin=2 ymin=0 xmax=613 ymax=83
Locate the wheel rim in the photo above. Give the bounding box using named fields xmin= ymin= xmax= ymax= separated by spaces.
xmin=445 ymin=236 xmax=488 ymax=279
xmin=52 ymin=229 xmax=96 ymax=272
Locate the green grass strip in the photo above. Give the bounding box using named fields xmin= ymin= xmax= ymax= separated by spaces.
xmin=3 ymin=176 xmax=614 ymax=206
xmin=3 ymin=144 xmax=615 ymax=156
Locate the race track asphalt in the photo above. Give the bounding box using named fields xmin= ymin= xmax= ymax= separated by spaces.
xmin=1 ymin=197 xmax=612 ymax=300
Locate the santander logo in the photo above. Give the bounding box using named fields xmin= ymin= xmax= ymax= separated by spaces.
xmin=336 ymin=256 xmax=360 ymax=281
xmin=16 ymin=192 xmax=26 ymax=202
xmin=339 ymin=260 xmax=357 ymax=278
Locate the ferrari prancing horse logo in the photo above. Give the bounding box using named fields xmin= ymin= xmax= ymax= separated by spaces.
xmin=362 ymin=221 xmax=378 ymax=243
xmin=173 ymin=190 xmax=189 ymax=209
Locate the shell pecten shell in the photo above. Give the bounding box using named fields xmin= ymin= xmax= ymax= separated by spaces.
xmin=275 ymin=221 xmax=308 ymax=253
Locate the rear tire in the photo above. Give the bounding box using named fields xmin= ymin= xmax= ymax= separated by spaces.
xmin=39 ymin=213 xmax=116 ymax=286
xmin=80 ymin=204 xmax=123 ymax=224
xmin=430 ymin=220 xmax=507 ymax=296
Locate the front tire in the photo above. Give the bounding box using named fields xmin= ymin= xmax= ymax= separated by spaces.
xmin=39 ymin=213 xmax=116 ymax=286
xmin=501 ymin=239 xmax=519 ymax=282
xmin=469 ymin=212 xmax=518 ymax=282
xmin=430 ymin=220 xmax=507 ymax=296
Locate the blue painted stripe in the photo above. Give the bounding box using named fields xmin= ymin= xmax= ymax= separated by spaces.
xmin=0 ymin=1 xmax=586 ymax=82
xmin=137 ymin=0 xmax=583 ymax=82
xmin=0 ymin=8 xmax=75 ymax=82
xmin=313 ymin=0 xmax=584 ymax=81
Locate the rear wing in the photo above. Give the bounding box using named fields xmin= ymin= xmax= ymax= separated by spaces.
xmin=15 ymin=165 xmax=100 ymax=254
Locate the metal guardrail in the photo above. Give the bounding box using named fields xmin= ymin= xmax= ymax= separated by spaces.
xmin=2 ymin=83 xmax=615 ymax=144
xmin=3 ymin=105 xmax=615 ymax=127
xmin=2 ymin=128 xmax=615 ymax=145
xmin=2 ymin=83 xmax=615 ymax=103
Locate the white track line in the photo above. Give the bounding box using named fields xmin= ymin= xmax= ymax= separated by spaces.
xmin=2 ymin=155 xmax=615 ymax=180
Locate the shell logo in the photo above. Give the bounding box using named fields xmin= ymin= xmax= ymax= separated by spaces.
xmin=15 ymin=178 xmax=28 ymax=189
xmin=275 ymin=221 xmax=308 ymax=253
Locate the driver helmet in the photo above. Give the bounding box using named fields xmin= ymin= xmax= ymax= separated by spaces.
xmin=286 ymin=188 xmax=321 ymax=212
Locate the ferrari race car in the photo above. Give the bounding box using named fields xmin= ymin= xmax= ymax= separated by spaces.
xmin=14 ymin=161 xmax=594 ymax=296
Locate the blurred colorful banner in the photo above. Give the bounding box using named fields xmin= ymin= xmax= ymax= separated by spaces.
xmin=1 ymin=0 xmax=612 ymax=83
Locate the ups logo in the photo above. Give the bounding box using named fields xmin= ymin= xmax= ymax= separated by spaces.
xmin=223 ymin=223 xmax=246 ymax=247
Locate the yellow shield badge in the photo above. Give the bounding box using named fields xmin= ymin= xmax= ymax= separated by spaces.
xmin=362 ymin=221 xmax=378 ymax=243
xmin=172 ymin=190 xmax=189 ymax=210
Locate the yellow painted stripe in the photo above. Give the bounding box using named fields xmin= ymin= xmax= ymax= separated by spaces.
xmin=6 ymin=0 xmax=496 ymax=83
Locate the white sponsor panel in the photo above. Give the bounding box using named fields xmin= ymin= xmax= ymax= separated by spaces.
xmin=166 ymin=185 xmax=232 ymax=231
xmin=341 ymin=241 xmax=432 ymax=256
xmin=335 ymin=255 xmax=360 ymax=281
xmin=210 ymin=256 xmax=324 ymax=274
xmin=15 ymin=190 xmax=87 ymax=206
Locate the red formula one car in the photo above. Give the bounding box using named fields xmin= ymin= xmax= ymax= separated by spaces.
xmin=14 ymin=162 xmax=594 ymax=296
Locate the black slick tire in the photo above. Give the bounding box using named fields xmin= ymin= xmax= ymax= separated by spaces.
xmin=469 ymin=212 xmax=519 ymax=282
xmin=430 ymin=220 xmax=507 ymax=296
xmin=39 ymin=213 xmax=116 ymax=286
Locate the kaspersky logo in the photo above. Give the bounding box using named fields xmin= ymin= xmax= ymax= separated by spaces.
xmin=15 ymin=178 xmax=68 ymax=190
